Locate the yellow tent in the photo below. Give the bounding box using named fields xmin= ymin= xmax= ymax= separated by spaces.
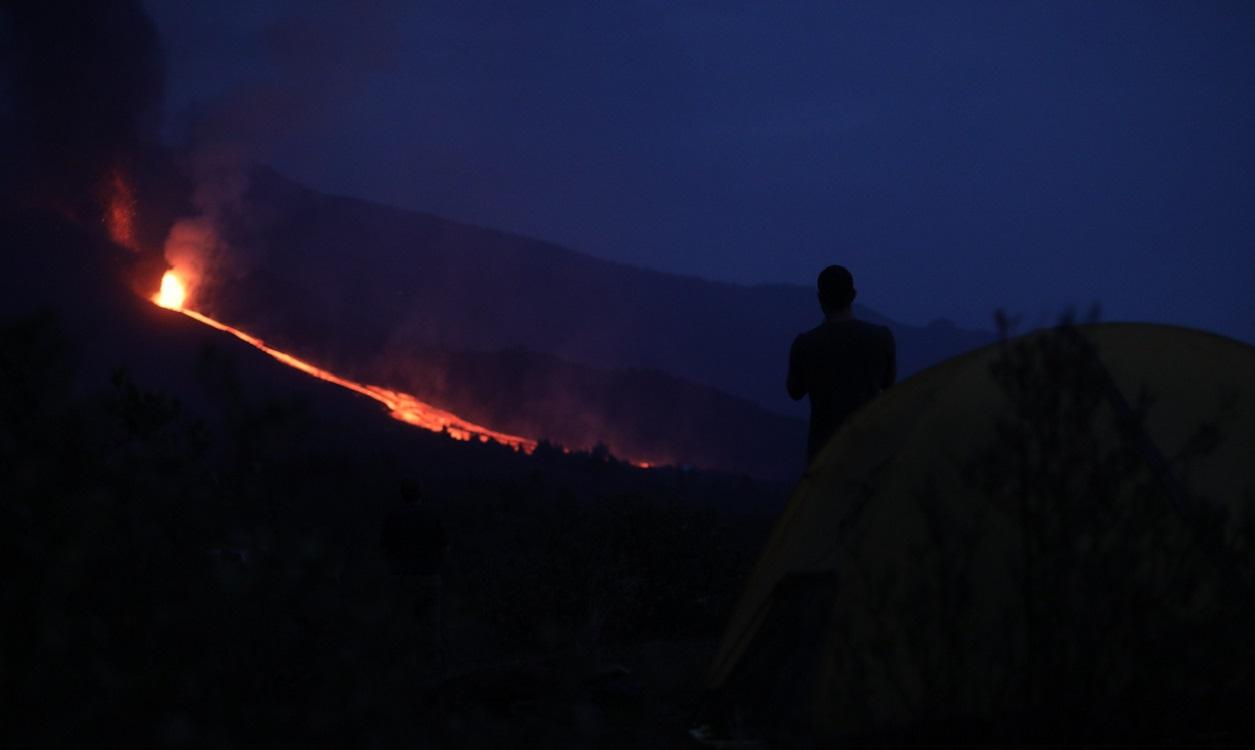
xmin=706 ymin=324 xmax=1255 ymax=744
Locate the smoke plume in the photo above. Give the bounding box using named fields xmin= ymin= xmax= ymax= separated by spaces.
xmin=0 ymin=0 xmax=164 ymax=217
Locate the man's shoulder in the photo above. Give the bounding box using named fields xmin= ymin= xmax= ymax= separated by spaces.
xmin=845 ymin=318 xmax=893 ymax=343
xmin=847 ymin=317 xmax=889 ymax=331
xmin=795 ymin=323 xmax=826 ymax=341
xmin=792 ymin=323 xmax=831 ymax=353
xmin=805 ymin=319 xmax=893 ymax=339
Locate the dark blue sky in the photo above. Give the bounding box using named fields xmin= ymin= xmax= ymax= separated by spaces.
xmin=149 ymin=1 xmax=1254 ymax=341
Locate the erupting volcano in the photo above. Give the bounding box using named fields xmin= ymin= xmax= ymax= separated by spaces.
xmin=152 ymin=269 xmax=538 ymax=453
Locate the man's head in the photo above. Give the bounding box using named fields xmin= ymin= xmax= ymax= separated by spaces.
xmin=817 ymin=265 xmax=856 ymax=315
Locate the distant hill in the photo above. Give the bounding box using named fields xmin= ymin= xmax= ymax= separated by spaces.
xmin=215 ymin=168 xmax=990 ymax=416
xmin=187 ymin=167 xmax=989 ymax=476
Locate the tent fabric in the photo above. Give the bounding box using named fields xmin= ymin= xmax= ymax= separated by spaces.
xmin=707 ymin=323 xmax=1255 ymax=740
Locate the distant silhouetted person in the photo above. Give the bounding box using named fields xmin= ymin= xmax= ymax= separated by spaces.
xmin=380 ymin=479 xmax=449 ymax=671
xmin=787 ymin=265 xmax=896 ymax=463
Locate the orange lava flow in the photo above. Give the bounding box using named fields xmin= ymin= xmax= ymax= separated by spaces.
xmin=154 ymin=273 xmax=536 ymax=453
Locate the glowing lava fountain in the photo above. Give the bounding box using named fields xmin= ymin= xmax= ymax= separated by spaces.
xmin=152 ymin=270 xmax=537 ymax=452
xmin=155 ymin=271 xmax=187 ymax=310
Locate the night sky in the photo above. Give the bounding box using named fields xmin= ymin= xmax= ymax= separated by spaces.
xmin=149 ymin=1 xmax=1254 ymax=342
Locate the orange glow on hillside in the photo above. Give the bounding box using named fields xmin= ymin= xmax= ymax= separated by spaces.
xmin=104 ymin=168 xmax=139 ymax=251
xmin=152 ymin=271 xmax=537 ymax=453
xmin=105 ymin=170 xmax=650 ymax=467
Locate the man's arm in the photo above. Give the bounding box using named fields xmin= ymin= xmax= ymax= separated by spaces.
xmin=787 ymin=336 xmax=807 ymax=401
xmin=881 ymin=327 xmax=897 ymax=390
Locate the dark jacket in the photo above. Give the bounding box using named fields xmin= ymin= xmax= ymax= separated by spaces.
xmin=788 ymin=318 xmax=896 ymax=462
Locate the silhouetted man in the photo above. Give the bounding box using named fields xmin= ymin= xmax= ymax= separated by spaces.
xmin=380 ymin=480 xmax=449 ymax=671
xmin=787 ymin=265 xmax=896 ymax=463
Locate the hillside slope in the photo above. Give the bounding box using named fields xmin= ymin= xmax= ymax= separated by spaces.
xmin=187 ymin=167 xmax=988 ymax=475
xmin=210 ymin=168 xmax=989 ymax=418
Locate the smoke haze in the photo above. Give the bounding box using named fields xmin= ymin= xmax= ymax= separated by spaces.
xmin=1 ymin=1 xmax=164 ymax=216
